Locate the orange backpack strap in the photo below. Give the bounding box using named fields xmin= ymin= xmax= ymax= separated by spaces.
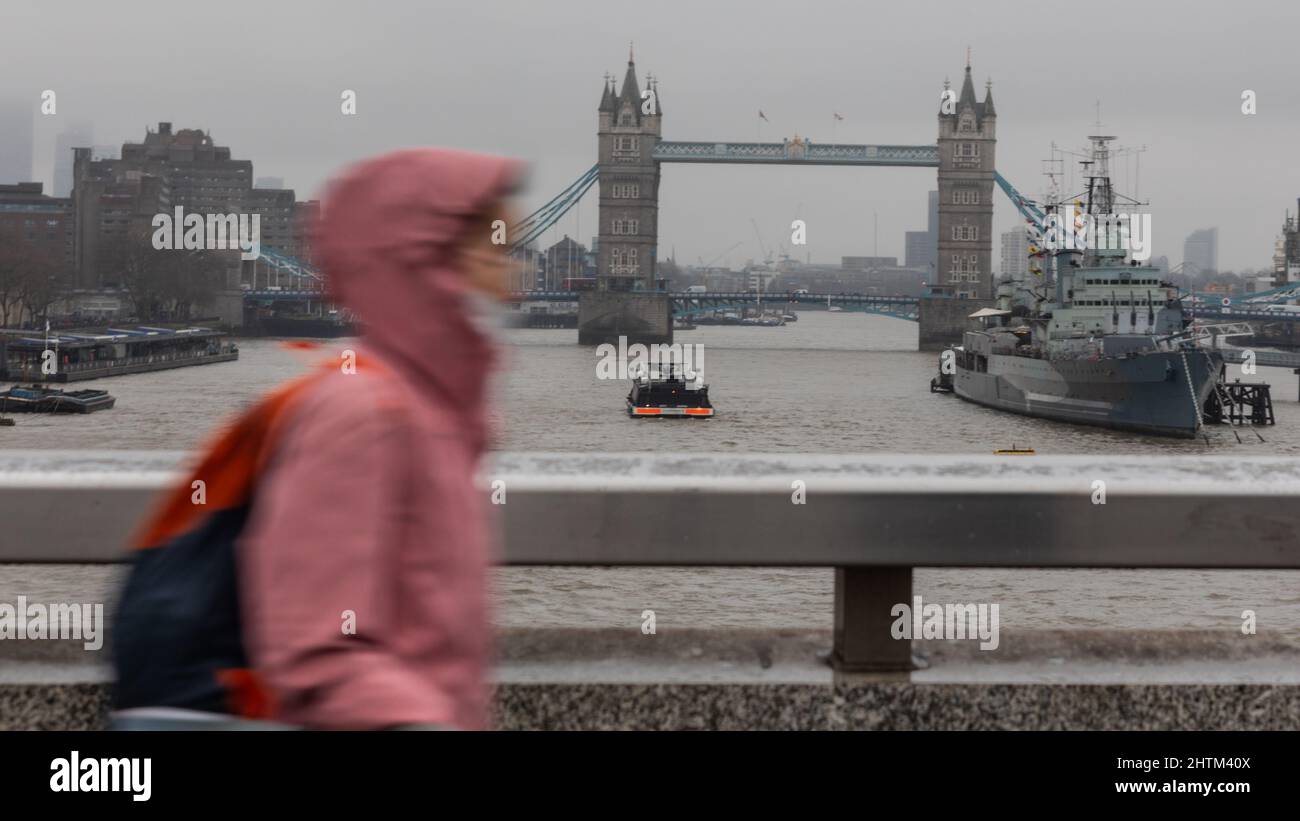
xmin=133 ymin=369 xmax=326 ymax=551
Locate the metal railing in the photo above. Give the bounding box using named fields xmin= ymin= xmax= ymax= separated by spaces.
xmin=1 ymin=451 xmax=1298 ymax=671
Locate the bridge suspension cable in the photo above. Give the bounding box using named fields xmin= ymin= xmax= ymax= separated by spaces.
xmin=993 ymin=170 xmax=1046 ymax=229
xmin=244 ymin=169 xmax=603 ymax=289
xmin=257 ymin=248 xmax=324 ymax=283
xmin=510 ymin=164 xmax=599 ymax=252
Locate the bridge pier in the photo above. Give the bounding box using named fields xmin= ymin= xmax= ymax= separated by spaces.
xmin=577 ymin=291 xmax=673 ymax=347
xmin=917 ymin=296 xmax=995 ymax=350
xmin=212 ymin=290 xmax=245 ymax=329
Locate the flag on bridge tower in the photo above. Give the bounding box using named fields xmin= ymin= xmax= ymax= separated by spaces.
xmin=833 ymin=112 xmax=844 ymax=121
xmin=758 ymin=110 xmax=768 ymax=121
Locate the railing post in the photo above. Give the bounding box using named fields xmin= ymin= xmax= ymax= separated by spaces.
xmin=832 ymin=566 xmax=914 ymax=672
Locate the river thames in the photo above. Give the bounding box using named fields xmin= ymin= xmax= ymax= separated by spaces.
xmin=3 ymin=311 xmax=1298 ymax=638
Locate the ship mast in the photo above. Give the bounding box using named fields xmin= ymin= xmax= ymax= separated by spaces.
xmin=1083 ymin=134 xmax=1117 ymax=220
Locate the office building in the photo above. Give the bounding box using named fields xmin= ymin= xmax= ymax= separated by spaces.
xmin=1000 ymin=229 xmax=1028 ymax=277
xmin=53 ymin=121 xmax=93 ymax=197
xmin=0 ymin=97 xmax=34 ymax=183
xmin=1182 ymin=228 xmax=1218 ymax=276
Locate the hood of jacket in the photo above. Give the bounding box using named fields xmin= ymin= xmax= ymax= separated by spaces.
xmin=317 ymin=148 xmax=523 ymax=447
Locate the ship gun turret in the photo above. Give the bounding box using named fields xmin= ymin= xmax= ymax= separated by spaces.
xmin=1157 ymin=322 xmax=1254 ymax=349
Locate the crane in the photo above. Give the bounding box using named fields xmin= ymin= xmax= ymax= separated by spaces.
xmin=698 ymin=241 xmax=743 ymax=270
xmin=750 ymin=219 xmax=774 ymax=266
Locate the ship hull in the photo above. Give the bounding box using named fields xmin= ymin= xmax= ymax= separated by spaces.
xmin=953 ymin=348 xmax=1222 ymax=438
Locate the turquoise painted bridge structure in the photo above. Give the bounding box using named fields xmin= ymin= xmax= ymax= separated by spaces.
xmin=507 ymin=286 xmax=1300 ymax=326
xmin=509 ymin=290 xmax=922 ymax=321
xmin=503 ymin=144 xmax=942 ymax=254
xmin=651 ymin=141 xmax=940 ymax=166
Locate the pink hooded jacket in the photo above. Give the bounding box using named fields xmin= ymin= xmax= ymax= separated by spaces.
xmin=237 ymin=149 xmax=522 ymax=730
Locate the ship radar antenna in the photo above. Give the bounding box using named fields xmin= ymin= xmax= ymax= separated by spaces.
xmin=1041 ymin=142 xmax=1064 ymax=208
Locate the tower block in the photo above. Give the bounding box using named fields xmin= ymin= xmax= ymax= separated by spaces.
xmin=595 ymin=47 xmax=661 ymax=291
xmin=935 ymin=60 xmax=996 ymax=299
xmin=580 ymin=48 xmax=672 ymax=346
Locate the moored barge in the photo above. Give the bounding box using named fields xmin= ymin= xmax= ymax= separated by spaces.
xmin=0 ymin=385 xmax=116 ymax=413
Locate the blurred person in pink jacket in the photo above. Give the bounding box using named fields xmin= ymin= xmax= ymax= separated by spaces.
xmin=113 ymin=149 xmax=522 ymax=730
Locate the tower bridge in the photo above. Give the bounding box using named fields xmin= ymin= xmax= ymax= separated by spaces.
xmin=565 ymin=48 xmax=997 ymax=346
xmin=236 ymin=51 xmax=1300 ymax=348
xmin=586 ymin=47 xmax=995 ymax=307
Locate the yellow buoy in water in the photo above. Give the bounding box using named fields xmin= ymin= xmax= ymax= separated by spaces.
xmin=994 ymin=445 xmax=1035 ymax=455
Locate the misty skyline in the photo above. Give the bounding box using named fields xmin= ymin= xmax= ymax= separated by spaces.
xmin=3 ymin=0 xmax=1297 ymax=272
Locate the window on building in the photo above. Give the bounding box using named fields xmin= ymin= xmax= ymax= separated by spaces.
xmin=950 ymin=254 xmax=981 ymax=280
xmin=953 ymin=142 xmax=979 ymax=159
xmin=611 ymin=247 xmax=639 ymax=273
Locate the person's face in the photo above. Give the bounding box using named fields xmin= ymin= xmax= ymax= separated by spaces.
xmin=459 ymin=204 xmax=519 ymax=301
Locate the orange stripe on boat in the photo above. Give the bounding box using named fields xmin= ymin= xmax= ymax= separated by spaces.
xmin=633 ymin=407 xmax=661 ymax=414
xmin=684 ymin=408 xmax=713 ymax=415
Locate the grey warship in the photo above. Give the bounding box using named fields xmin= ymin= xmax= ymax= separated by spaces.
xmin=943 ymin=135 xmax=1224 ymax=438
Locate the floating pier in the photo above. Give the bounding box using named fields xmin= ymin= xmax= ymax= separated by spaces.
xmin=1203 ymin=379 xmax=1275 ymax=426
xmin=0 ymin=326 xmax=238 ymax=383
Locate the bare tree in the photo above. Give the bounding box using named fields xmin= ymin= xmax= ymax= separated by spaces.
xmin=104 ymin=229 xmax=170 ymax=321
xmin=167 ymin=250 xmax=229 ymax=320
xmin=15 ymin=252 xmax=65 ymax=327
xmin=0 ymin=244 xmax=62 ymax=327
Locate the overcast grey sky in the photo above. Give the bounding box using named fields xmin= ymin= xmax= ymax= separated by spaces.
xmin=4 ymin=0 xmax=1297 ymax=271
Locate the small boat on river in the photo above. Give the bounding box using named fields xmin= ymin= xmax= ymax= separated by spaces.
xmin=0 ymin=384 xmax=116 ymax=413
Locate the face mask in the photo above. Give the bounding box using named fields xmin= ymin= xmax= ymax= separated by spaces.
xmin=464 ymin=289 xmax=509 ymax=338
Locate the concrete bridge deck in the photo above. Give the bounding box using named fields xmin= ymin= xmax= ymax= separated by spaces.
xmin=2 ymin=451 xmax=1298 ymax=730
xmin=6 ymin=627 xmax=1299 ymax=730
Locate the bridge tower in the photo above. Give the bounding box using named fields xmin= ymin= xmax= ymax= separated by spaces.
xmin=596 ymin=47 xmax=661 ymax=291
xmin=936 ymin=59 xmax=996 ymax=299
